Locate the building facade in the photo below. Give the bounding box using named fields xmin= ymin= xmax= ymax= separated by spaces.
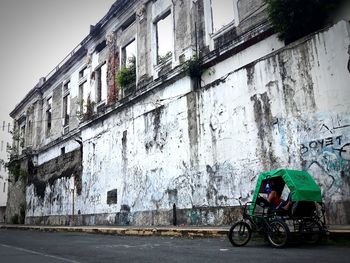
xmin=7 ymin=0 xmax=350 ymax=226
xmin=0 ymin=118 xmax=11 ymax=223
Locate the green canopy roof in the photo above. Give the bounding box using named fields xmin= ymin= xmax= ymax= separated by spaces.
xmin=249 ymin=169 xmax=322 ymax=215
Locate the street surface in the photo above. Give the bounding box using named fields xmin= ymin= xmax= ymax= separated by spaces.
xmin=0 ymin=229 xmax=349 ymax=263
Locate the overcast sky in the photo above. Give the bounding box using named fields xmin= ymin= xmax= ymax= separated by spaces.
xmin=0 ymin=0 xmax=116 ymax=125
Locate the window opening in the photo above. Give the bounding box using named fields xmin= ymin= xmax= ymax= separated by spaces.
xmin=79 ymin=81 xmax=89 ymax=113
xmin=20 ymin=125 xmax=26 ymax=146
xmin=63 ymin=81 xmax=71 ymax=92
xmin=96 ymin=63 xmax=108 ymax=103
xmin=95 ymin=40 xmax=107 ymax=53
xmin=122 ymin=40 xmax=136 ymax=68
xmin=46 ymin=97 xmax=52 ymax=135
xmin=121 ymin=14 xmax=136 ymax=31
xmin=79 ymin=66 xmax=88 ymax=79
xmin=63 ymin=94 xmax=70 ymax=126
xmin=211 ymin=0 xmax=234 ymax=33
xmin=156 ymin=11 xmax=172 ymax=64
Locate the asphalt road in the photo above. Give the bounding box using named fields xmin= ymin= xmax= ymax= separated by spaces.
xmin=0 ymin=229 xmax=349 ymax=263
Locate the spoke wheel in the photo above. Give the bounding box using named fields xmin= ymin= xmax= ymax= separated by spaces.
xmin=228 ymin=221 xmax=252 ymax=247
xmin=267 ymin=219 xmax=290 ymax=248
xmin=301 ymin=219 xmax=323 ymax=245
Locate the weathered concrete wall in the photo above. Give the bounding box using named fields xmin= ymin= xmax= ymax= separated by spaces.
xmin=25 ymin=148 xmax=82 ymax=223
xmin=25 ymin=21 xmax=350 ymax=226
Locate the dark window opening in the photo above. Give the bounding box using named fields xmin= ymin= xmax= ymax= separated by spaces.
xmin=121 ymin=14 xmax=136 ymax=31
xmin=63 ymin=94 xmax=70 ymax=126
xmin=79 ymin=66 xmax=88 ymax=79
xmin=61 ymin=147 xmax=65 ymax=155
xmin=63 ymin=81 xmax=71 ymax=91
xmin=95 ymin=40 xmax=107 ymax=53
xmin=46 ymin=97 xmax=52 ymax=136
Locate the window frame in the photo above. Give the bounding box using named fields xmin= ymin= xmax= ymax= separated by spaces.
xmin=95 ymin=62 xmax=108 ymax=104
xmin=210 ymin=0 xmax=235 ymax=35
xmin=154 ymin=9 xmax=173 ymax=66
xmin=46 ymin=97 xmax=52 ymax=137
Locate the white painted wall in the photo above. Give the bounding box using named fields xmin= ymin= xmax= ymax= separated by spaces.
xmin=0 ymin=120 xmax=11 ymax=208
xmin=26 ymin=21 xmax=350 ymax=224
xmin=37 ymin=140 xmax=80 ymax=165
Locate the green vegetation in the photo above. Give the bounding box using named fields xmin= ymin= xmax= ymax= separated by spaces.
xmin=158 ymin=51 xmax=172 ymax=64
xmin=6 ymin=160 xmax=27 ymax=183
xmin=116 ymin=56 xmax=136 ymax=87
xmin=183 ymin=55 xmax=205 ymax=79
xmin=76 ymin=95 xmax=96 ymax=121
xmin=265 ymin=0 xmax=342 ymax=43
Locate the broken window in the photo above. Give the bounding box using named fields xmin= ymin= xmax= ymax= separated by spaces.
xmin=211 ymin=0 xmax=234 ymax=32
xmin=79 ymin=81 xmax=89 ymax=113
xmin=46 ymin=97 xmax=52 ymax=136
xmin=122 ymin=40 xmax=136 ymax=68
xmin=63 ymin=94 xmax=70 ymax=126
xmin=155 ymin=11 xmax=173 ymax=64
xmin=117 ymin=40 xmax=136 ymax=89
xmin=96 ymin=63 xmax=107 ymax=103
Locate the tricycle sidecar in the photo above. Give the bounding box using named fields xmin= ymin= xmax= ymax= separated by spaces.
xmin=228 ymin=169 xmax=328 ymax=248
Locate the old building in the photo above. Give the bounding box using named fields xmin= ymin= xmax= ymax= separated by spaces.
xmin=7 ymin=0 xmax=350 ymax=226
xmin=0 ymin=118 xmax=11 ymax=223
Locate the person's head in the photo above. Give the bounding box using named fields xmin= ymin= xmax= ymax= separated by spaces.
xmin=264 ymin=182 xmax=272 ymax=195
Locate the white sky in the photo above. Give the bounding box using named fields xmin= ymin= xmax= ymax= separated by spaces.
xmin=0 ymin=0 xmax=116 ymax=125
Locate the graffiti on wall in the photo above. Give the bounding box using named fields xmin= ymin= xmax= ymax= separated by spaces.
xmin=300 ymin=116 xmax=350 ymax=197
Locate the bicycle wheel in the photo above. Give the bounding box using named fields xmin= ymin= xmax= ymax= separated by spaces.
xmin=267 ymin=219 xmax=290 ymax=248
xmin=300 ymin=218 xmax=323 ymax=245
xmin=228 ymin=221 xmax=252 ymax=247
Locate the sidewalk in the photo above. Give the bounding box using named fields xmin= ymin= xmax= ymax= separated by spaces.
xmin=0 ymin=224 xmax=228 ymax=238
xmin=1 ymin=224 xmax=350 ymax=239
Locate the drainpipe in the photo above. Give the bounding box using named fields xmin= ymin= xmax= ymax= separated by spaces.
xmin=173 ymin=203 xmax=177 ymax=226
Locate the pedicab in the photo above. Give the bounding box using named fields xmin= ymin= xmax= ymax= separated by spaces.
xmin=228 ymin=169 xmax=328 ymax=248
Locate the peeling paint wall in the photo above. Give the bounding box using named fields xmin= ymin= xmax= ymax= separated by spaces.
xmin=25 ymin=21 xmax=350 ymax=225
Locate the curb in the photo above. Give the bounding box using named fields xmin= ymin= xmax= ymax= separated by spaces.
xmin=0 ymin=225 xmax=229 ymax=238
xmin=1 ymin=224 xmax=349 ymax=239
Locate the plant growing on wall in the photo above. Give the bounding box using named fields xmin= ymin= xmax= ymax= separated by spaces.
xmin=6 ymin=160 xmax=27 ymax=183
xmin=76 ymin=95 xmax=96 ymax=122
xmin=6 ymin=128 xmax=23 ymax=157
xmin=183 ymin=54 xmax=215 ymax=89
xmin=116 ymin=56 xmax=136 ymax=87
xmin=265 ymin=0 xmax=342 ymax=43
xmin=183 ymin=55 xmax=205 ymax=80
xmin=84 ymin=94 xmax=96 ymax=120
